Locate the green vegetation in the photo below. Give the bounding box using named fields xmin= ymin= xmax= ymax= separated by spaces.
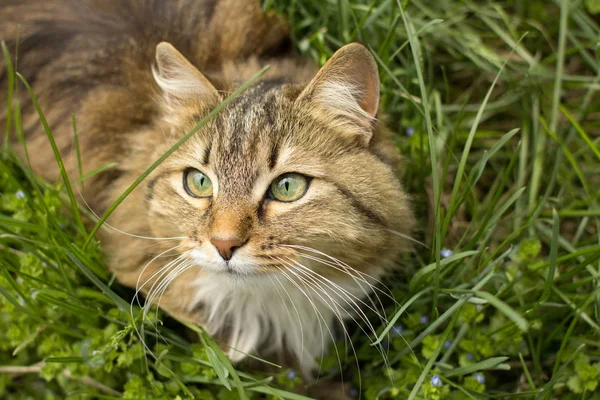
xmin=1 ymin=0 xmax=599 ymax=398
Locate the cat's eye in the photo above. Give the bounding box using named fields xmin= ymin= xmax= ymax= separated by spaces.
xmin=184 ymin=168 xmax=213 ymax=198
xmin=269 ymin=173 xmax=309 ymax=202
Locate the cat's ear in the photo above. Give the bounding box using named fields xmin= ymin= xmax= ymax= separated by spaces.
xmin=297 ymin=43 xmax=380 ymax=143
xmin=153 ymin=42 xmax=219 ymax=103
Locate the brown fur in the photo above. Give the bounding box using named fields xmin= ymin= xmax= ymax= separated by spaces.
xmin=1 ymin=0 xmax=415 ymax=391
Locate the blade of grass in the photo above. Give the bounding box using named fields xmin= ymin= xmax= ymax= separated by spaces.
xmin=407 ymin=313 xmax=456 ymax=400
xmin=370 ymin=46 xmax=425 ymax=117
xmin=536 ymin=344 xmax=585 ymax=400
xmin=473 ymin=291 xmax=529 ymax=332
xmin=445 ymin=356 xmax=510 ymax=377
xmin=17 ymin=73 xmax=86 ymax=235
xmin=0 ymin=215 xmax=44 ymax=232
xmin=6 ymin=103 xmax=76 ymax=290
xmin=204 ymin=346 xmax=232 ymax=390
xmin=442 ymin=34 xmax=526 ymax=239
xmin=71 ymin=162 xmax=118 ymax=185
xmin=191 ymin=323 xmax=249 ymax=400
xmin=373 ymin=287 xmax=432 ymax=345
xmin=393 ymin=270 xmax=495 ymax=362
xmin=65 ymin=250 xmax=131 ymax=313
xmin=2 ymin=42 xmax=15 ymax=151
xmin=337 ymin=0 xmax=350 ymax=42
xmin=469 ymin=128 xmax=520 ymax=185
xmin=540 ymin=117 xmax=590 ymax=195
xmin=248 ymin=386 xmax=315 ymax=400
xmin=398 ymin=1 xmax=442 ymax=314
xmin=551 ymin=291 xmax=599 ymax=378
xmin=552 ymin=286 xmax=600 ymax=332
xmin=408 ymin=250 xmax=479 ymax=292
xmin=550 ymin=0 xmax=569 ymax=134
xmin=386 ymin=18 xmax=444 ymax=63
xmin=541 ymin=210 xmax=559 ymax=303
xmin=438 ymin=323 xmax=469 ymax=364
xmin=468 ymin=146 xmax=522 ymax=248
xmin=559 ymin=104 xmax=600 ymax=161
xmin=71 ymin=114 xmax=84 ymax=190
xmin=519 ymin=352 xmax=536 ymax=390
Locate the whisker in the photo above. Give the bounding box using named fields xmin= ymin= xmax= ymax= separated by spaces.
xmin=288 ymin=245 xmax=398 ymax=308
xmin=146 ymin=259 xmax=192 ymax=313
xmin=266 ymin=273 xmax=306 ymax=366
xmin=281 ymin=249 xmax=397 ymax=385
xmin=274 ymin=261 xmax=340 ymax=380
xmin=151 ymin=260 xmax=195 ymax=322
xmin=140 ymin=239 xmax=190 ymax=253
xmin=135 ymin=254 xmax=184 ymax=298
xmin=145 ymin=259 xmax=194 ymax=349
xmin=73 ymin=179 xmax=186 ymax=241
xmin=291 ymin=259 xmax=387 ymax=326
xmin=386 ymin=228 xmax=429 ymax=249
xmin=139 ymin=254 xmax=189 ymax=330
xmin=287 ymin=260 xmax=379 ymax=345
xmin=137 ymin=256 xmax=186 ymax=331
xmin=132 ymin=246 xmax=183 ymax=311
xmin=295 ymin=251 xmax=390 ymax=330
xmin=130 ymin=255 xmax=188 ymax=372
xmin=281 ymin=245 xmax=396 ymax=299
xmin=287 ymin=260 xmax=391 ymax=377
xmin=279 ymin=257 xmax=359 ymax=388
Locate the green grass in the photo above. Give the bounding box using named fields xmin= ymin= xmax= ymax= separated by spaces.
xmin=1 ymin=0 xmax=600 ymax=399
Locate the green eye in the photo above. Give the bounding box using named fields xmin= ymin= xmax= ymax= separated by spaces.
xmin=184 ymin=168 xmax=213 ymax=198
xmin=269 ymin=173 xmax=309 ymax=202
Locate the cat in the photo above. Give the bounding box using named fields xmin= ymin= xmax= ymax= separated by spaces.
xmin=1 ymin=0 xmax=414 ymax=387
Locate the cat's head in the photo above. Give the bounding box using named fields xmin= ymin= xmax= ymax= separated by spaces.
xmin=144 ymin=42 xmax=414 ymax=281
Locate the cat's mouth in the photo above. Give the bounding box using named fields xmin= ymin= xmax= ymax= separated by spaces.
xmin=188 ymin=246 xmax=262 ymax=277
xmin=222 ymin=261 xmax=245 ymax=277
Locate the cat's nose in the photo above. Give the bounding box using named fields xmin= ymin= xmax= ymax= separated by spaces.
xmin=210 ymin=238 xmax=245 ymax=261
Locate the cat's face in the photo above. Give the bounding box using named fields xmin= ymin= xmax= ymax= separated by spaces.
xmin=145 ymin=43 xmax=414 ymax=281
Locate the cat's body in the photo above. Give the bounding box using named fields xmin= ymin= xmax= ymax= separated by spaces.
xmin=1 ymin=0 xmax=414 ymax=385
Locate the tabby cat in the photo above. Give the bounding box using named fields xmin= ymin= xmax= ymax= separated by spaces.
xmin=1 ymin=0 xmax=414 ymax=385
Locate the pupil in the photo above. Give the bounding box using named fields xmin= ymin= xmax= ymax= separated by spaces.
xmin=284 ymin=180 xmax=290 ymax=192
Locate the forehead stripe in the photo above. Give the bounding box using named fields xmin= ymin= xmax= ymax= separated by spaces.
xmin=268 ymin=139 xmax=280 ymax=170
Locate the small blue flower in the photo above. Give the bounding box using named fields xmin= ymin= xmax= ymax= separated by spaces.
xmin=443 ymin=340 xmax=452 ymax=349
xmin=392 ymin=325 xmax=404 ymax=336
xmin=476 ymin=304 xmax=483 ymax=310
xmin=474 ymin=373 xmax=485 ymax=383
xmin=406 ymin=126 xmax=415 ymax=137
xmin=286 ymin=369 xmax=297 ymax=380
xmin=349 ymin=387 xmax=359 ymax=398
xmin=466 ymin=353 xmax=473 ymax=361
xmin=430 ymin=375 xmax=442 ymax=387
xmin=420 ymin=315 xmax=429 ymax=325
xmin=441 ymin=248 xmax=453 ymax=258
xmin=15 ymin=190 xmax=26 ymax=199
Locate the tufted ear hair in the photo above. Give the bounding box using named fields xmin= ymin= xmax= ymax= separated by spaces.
xmin=296 ymin=42 xmax=380 ymax=143
xmin=152 ymin=42 xmax=219 ymax=104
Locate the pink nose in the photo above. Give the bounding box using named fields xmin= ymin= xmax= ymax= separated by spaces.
xmin=210 ymin=238 xmax=245 ymax=261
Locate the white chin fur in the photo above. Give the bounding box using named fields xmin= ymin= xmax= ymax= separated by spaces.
xmin=187 ymin=267 xmax=378 ymax=377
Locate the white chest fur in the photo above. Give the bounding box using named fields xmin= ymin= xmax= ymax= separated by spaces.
xmin=189 ymin=271 xmax=379 ymax=375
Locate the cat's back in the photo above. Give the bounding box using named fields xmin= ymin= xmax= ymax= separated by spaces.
xmin=0 ymin=0 xmax=291 ymax=181
xmin=1 ymin=0 xmax=290 ymax=85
